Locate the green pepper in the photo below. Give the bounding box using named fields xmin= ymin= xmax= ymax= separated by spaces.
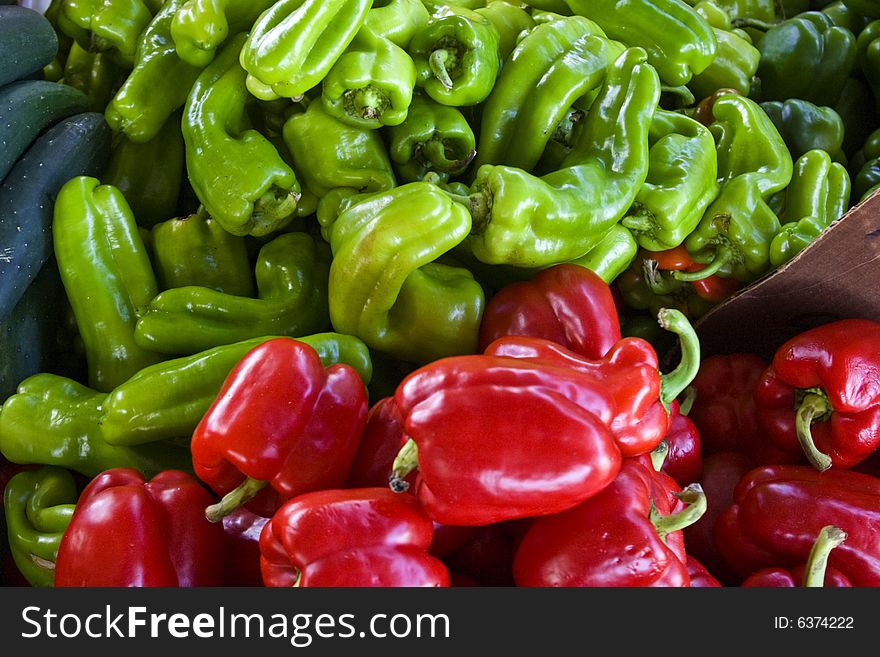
xmin=364 ymin=0 xmax=430 ymax=49
xmin=282 ymin=99 xmax=396 ymax=198
xmin=240 ymin=0 xmax=372 ymax=101
xmin=105 ymin=0 xmax=205 ymax=143
xmin=750 ymin=11 xmax=857 ymax=107
xmin=567 ymin=223 xmax=639 ymax=284
xmin=616 ymin=251 xmax=715 ymax=320
xmin=59 ymin=40 xmax=126 ymax=113
xmin=43 ymin=0 xmax=75 ymax=82
xmin=475 ymin=0 xmax=536 ymax=60
xmin=102 ymin=110 xmax=185 ymax=228
xmin=687 ymin=0 xmax=777 ymax=23
xmin=834 ymin=77 xmax=880 ymax=158
xmin=760 ymin=98 xmax=846 ymax=162
xmin=321 ymin=26 xmax=418 ymax=129
xmin=687 ymin=27 xmax=760 ymax=100
xmin=848 ymin=125 xmax=880 ymax=177
xmin=853 ymin=158 xmax=880 ymax=201
xmin=472 ymin=15 xmax=617 ymax=172
xmin=60 ymin=0 xmax=156 ymax=66
xmin=151 ymin=208 xmax=255 ymax=296
xmin=856 ymin=19 xmax=880 ymax=107
xmin=328 ymin=182 xmax=485 ymax=364
xmin=563 ymin=0 xmax=717 ymax=86
xmin=769 ymin=149 xmax=851 ymax=266
xmin=408 ymin=4 xmax=501 ymax=106
xmin=386 ymin=92 xmax=476 ymax=183
xmin=99 ymin=332 xmax=372 ymax=447
xmin=183 ymin=33 xmax=300 ymax=237
xmin=170 ymin=0 xmax=277 ymax=67
xmin=622 ymin=109 xmax=720 ymax=252
xmin=134 ymin=232 xmax=330 ymax=355
xmin=457 ymin=47 xmax=660 ymax=268
xmin=0 ymin=374 xmax=192 ymax=478
xmin=823 ymin=0 xmax=872 ymax=33
xmin=52 ymin=176 xmax=164 ymax=392
xmin=3 ymin=466 xmax=77 ymax=587
xmin=679 ymin=94 xmax=793 ymax=282
xmin=841 ymin=0 xmax=880 ymax=17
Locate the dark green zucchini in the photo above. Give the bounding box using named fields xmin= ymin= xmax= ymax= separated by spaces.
xmin=0 ymin=5 xmax=58 ymax=87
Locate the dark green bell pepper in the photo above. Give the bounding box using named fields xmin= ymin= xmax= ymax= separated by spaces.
xmin=760 ymin=98 xmax=846 ymax=162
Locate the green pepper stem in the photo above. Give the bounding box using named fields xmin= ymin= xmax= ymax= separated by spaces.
xmin=802 ymin=525 xmax=847 ymax=587
xmin=344 ymin=85 xmax=389 ymax=121
xmin=429 ymin=49 xmax=455 ymax=89
xmin=651 ymin=483 xmax=707 ymax=540
xmin=444 ymin=189 xmax=490 ymax=233
xmin=657 ymin=308 xmax=701 ymax=407
xmin=643 ymin=259 xmax=683 ymax=295
xmin=421 ymin=139 xmax=476 ymax=173
xmin=678 ymin=385 xmax=697 ymax=416
xmin=89 ymin=33 xmax=113 ymax=54
xmin=650 ymin=439 xmax=669 ymax=472
xmin=389 ymin=438 xmax=419 ymax=493
xmin=796 ymin=391 xmax=834 ymax=472
xmin=253 ymin=186 xmax=300 ymax=223
xmin=672 ymin=244 xmax=732 ymax=282
xmin=621 ymin=212 xmax=656 ymax=233
xmin=205 ymin=477 xmax=268 ymax=523
xmin=660 ymin=84 xmax=696 ymax=107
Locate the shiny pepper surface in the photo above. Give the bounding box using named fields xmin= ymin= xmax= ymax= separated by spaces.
xmin=60 ymin=0 xmax=156 ymax=66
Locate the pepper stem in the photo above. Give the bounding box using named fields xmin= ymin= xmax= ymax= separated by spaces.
xmin=389 ymin=438 xmax=419 ymax=493
xmin=444 ymin=189 xmax=490 ymax=233
xmin=672 ymin=245 xmax=732 ymax=281
xmin=344 ymin=85 xmax=389 ymax=122
xmin=421 ymin=139 xmax=476 ymax=173
xmin=731 ymin=17 xmax=775 ymax=31
xmin=650 ymin=439 xmax=669 ymax=472
xmin=429 ymin=49 xmax=455 ymax=89
xmin=651 ymin=483 xmax=707 ymax=541
xmin=802 ymin=525 xmax=847 ymax=587
xmin=678 ymin=386 xmax=697 ymax=416
xmin=205 ymin=477 xmax=268 ymax=523
xmin=643 ymin=259 xmax=682 ymax=295
xmin=660 ymin=84 xmax=696 ymax=107
xmin=657 ymin=308 xmax=701 ymax=407
xmin=796 ymin=391 xmax=834 ymax=472
xmin=253 ymin=186 xmax=300 ymax=223
xmin=621 ymin=212 xmax=656 ymax=233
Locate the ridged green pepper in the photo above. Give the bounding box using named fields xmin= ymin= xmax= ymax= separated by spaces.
xmin=52 ymin=176 xmax=164 ymax=392
xmin=408 ymin=4 xmax=501 ymax=106
xmin=3 ymin=466 xmax=76 ymax=587
xmin=134 ymin=232 xmax=331 ymax=355
xmin=321 ymin=26 xmax=418 ymax=129
xmin=563 ymin=0 xmax=717 ymax=86
xmin=240 ymin=0 xmax=372 ymax=101
xmin=687 ymin=27 xmax=760 ymax=100
xmin=170 ymin=0 xmax=277 ymax=67
xmin=151 ymin=209 xmax=254 ymax=296
xmin=328 ymin=182 xmax=485 ymax=364
xmin=365 ymin=0 xmax=430 ymax=48
xmin=59 ymin=40 xmax=126 ymax=113
xmin=770 ymin=149 xmax=851 ymax=266
xmin=99 ymin=332 xmax=372 ymax=447
xmin=183 ymin=34 xmax=300 ymax=237
xmin=60 ymin=0 xmax=156 ymax=66
xmin=760 ymin=98 xmax=846 ymax=162
xmin=105 ymin=0 xmax=204 ymax=143
xmin=0 ymin=374 xmax=192 ymax=478
xmin=386 ymin=92 xmax=476 ymax=183
xmin=475 ymin=0 xmax=536 ymax=60
xmin=622 ymin=109 xmax=720 ymax=252
xmin=459 ymin=47 xmax=660 ymax=268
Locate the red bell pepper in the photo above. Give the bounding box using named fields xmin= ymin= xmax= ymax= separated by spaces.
xmin=434 ymin=520 xmax=529 ymax=587
xmin=54 ymin=468 xmax=224 ymax=587
xmin=754 ymin=319 xmax=880 ymax=471
xmin=512 ymin=458 xmax=706 ymax=587
xmin=477 ymin=263 xmax=621 ymax=359
xmin=741 ymin=525 xmax=850 ymax=588
xmin=658 ymin=399 xmax=703 ymax=486
xmin=221 ymin=507 xmax=269 ymax=587
xmin=191 ymin=337 xmax=368 ymax=522
xmin=345 ymin=396 xmax=407 ymax=489
xmin=259 ymin=488 xmax=449 ymax=587
xmin=715 ymin=465 xmax=880 ymax=586
xmin=686 ymin=556 xmax=722 ymax=587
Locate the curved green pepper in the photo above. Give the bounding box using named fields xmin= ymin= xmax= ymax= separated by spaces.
xmin=240 ymin=0 xmax=372 ymax=101
xmin=386 ymin=92 xmax=476 ymax=183
xmin=364 ymin=0 xmax=430 ymax=48
xmin=408 ymin=4 xmax=501 ymax=106
xmin=567 ymin=223 xmax=639 ymax=284
xmin=622 ymin=109 xmax=720 ymax=252
xmin=151 ymin=209 xmax=255 ymax=296
xmin=760 ymin=98 xmax=846 ymax=162
xmin=687 ymin=27 xmax=760 ymax=100
xmin=60 ymin=0 xmax=156 ymax=66
xmin=475 ymin=0 xmax=536 ymax=61
xmin=99 ymin=332 xmax=372 ymax=447
xmin=135 ymin=232 xmax=331 ymax=355
xmin=458 ymin=47 xmax=660 ymax=268
xmin=770 ymin=149 xmax=851 ymax=266
xmin=3 ymin=466 xmax=77 ymax=587
xmin=321 ymin=26 xmax=418 ymax=129
xmin=0 ymin=374 xmax=192 ymax=478
xmin=329 ymin=182 xmax=485 ymax=364
xmin=52 ymin=176 xmax=164 ymax=392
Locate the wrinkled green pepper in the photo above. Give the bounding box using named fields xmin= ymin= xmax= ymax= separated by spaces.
xmin=0 ymin=374 xmax=192 ymax=478
xmin=386 ymin=92 xmax=476 ymax=183
xmin=622 ymin=109 xmax=720 ymax=252
xmin=99 ymin=332 xmax=372 ymax=447
xmin=687 ymin=27 xmax=760 ymax=100
xmin=134 ymin=232 xmax=330 ymax=355
xmin=475 ymin=0 xmax=536 ymax=60
xmin=3 ymin=466 xmax=77 ymax=587
xmin=760 ymin=98 xmax=846 ymax=162
xmin=365 ymin=0 xmax=430 ymax=48
xmin=60 ymin=0 xmax=156 ymax=66
xmin=328 ymin=182 xmax=485 ymax=364
xmin=770 ymin=149 xmax=851 ymax=266
xmin=240 ymin=0 xmax=372 ymax=101
xmin=60 ymin=40 xmax=126 ymax=113
xmin=52 ymin=176 xmax=164 ymax=392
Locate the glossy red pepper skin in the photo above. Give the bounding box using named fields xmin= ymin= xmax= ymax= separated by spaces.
xmin=477 ymin=263 xmax=621 ymax=359
xmin=259 ymin=488 xmax=449 ymax=587
xmin=54 ymin=468 xmax=224 ymax=587
xmin=512 ymin=459 xmax=696 ymax=587
xmin=345 ymin=396 xmax=407 ymax=489
xmin=715 ymin=465 xmax=880 ymax=586
xmin=646 ymin=245 xmax=741 ymax=305
xmin=686 ymin=555 xmax=722 ymax=587
xmin=222 ymin=507 xmax=269 ymax=587
xmin=742 ymin=566 xmax=851 ymax=587
xmin=661 ymin=400 xmax=703 ymax=486
xmin=754 ymin=320 xmax=880 ymax=471
xmin=191 ymin=338 xmax=368 ymax=518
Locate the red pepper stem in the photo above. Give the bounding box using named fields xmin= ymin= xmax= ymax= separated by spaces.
xmin=650 ymin=439 xmax=669 ymax=472
xmin=429 ymin=49 xmax=455 ymax=89
xmin=671 ymin=245 xmax=731 ymax=282
xmin=802 ymin=525 xmax=847 ymax=588
xmin=205 ymin=477 xmax=268 ymax=523
xmin=796 ymin=392 xmax=834 ymax=471
xmin=389 ymin=438 xmax=419 ymax=493
xmin=657 ymin=308 xmax=701 ymax=407
xmin=651 ymin=483 xmax=707 ymax=540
